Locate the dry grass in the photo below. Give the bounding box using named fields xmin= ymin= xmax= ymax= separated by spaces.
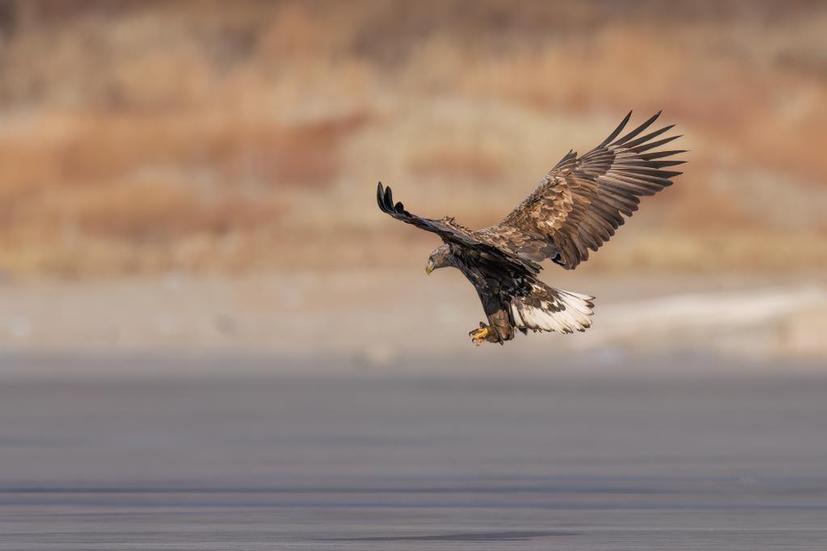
xmin=0 ymin=0 xmax=824 ymax=277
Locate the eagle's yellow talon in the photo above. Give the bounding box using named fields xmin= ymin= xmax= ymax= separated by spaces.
xmin=469 ymin=324 xmax=490 ymax=344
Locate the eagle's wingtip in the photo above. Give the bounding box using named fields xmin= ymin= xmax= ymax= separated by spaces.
xmin=383 ymin=185 xmax=394 ymax=211
xmin=377 ymin=182 xmax=393 ymax=213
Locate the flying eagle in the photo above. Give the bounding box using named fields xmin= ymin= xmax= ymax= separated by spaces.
xmin=377 ymin=111 xmax=684 ymax=345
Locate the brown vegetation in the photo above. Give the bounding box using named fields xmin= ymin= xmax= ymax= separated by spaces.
xmin=0 ymin=0 xmax=824 ymax=277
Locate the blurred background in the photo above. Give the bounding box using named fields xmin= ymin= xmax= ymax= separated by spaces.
xmin=0 ymin=2 xmax=826 ymax=547
xmin=0 ymin=0 xmax=824 ymax=364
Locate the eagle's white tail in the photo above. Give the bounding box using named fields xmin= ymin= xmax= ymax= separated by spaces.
xmin=509 ymin=282 xmax=594 ymax=334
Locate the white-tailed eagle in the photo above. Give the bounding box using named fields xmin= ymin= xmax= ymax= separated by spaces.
xmin=377 ymin=111 xmax=684 ymax=344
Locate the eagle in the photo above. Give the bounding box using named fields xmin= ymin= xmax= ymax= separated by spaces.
xmin=377 ymin=111 xmax=684 ymax=345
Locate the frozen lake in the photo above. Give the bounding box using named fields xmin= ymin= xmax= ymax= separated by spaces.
xmin=0 ymin=353 xmax=826 ymax=549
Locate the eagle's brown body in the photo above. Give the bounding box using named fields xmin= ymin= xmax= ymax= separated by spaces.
xmin=377 ymin=112 xmax=684 ymax=344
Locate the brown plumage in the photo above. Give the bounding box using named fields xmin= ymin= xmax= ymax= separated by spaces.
xmin=377 ymin=112 xmax=685 ymax=345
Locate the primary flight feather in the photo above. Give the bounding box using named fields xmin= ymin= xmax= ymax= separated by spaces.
xmin=377 ymin=111 xmax=685 ymax=345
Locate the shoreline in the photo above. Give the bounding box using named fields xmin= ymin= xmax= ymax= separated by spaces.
xmin=0 ymin=271 xmax=824 ymax=372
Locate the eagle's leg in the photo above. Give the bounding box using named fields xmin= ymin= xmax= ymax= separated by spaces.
xmin=469 ymin=310 xmax=514 ymax=345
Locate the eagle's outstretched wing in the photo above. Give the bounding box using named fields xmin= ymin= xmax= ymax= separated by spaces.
xmin=376 ymin=182 xmax=540 ymax=276
xmin=488 ymin=111 xmax=685 ymax=269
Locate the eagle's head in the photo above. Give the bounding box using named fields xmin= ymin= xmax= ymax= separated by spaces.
xmin=426 ymin=244 xmax=453 ymax=275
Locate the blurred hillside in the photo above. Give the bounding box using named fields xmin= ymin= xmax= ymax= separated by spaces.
xmin=0 ymin=0 xmax=825 ymax=278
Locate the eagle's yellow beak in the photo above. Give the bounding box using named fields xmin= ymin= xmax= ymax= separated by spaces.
xmin=425 ymin=260 xmax=434 ymax=275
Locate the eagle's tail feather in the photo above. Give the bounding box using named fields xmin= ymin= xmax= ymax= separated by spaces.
xmin=510 ymin=283 xmax=594 ymax=334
